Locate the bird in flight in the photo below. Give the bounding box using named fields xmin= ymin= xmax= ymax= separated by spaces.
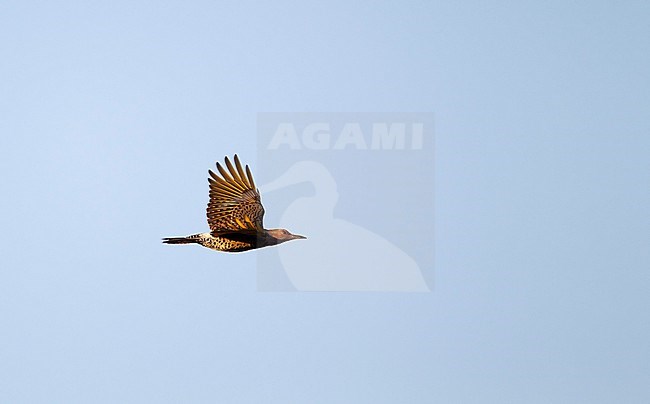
xmin=163 ymin=155 xmax=305 ymax=252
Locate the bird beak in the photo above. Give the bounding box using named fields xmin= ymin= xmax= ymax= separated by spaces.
xmin=292 ymin=234 xmax=306 ymax=240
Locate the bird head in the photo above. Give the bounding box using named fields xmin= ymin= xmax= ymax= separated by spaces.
xmin=266 ymin=228 xmax=306 ymax=244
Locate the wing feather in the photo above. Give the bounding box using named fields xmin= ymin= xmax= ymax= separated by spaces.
xmin=246 ymin=165 xmax=256 ymax=190
xmin=206 ymin=155 xmax=265 ymax=233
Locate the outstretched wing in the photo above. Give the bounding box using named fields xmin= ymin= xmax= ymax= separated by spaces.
xmin=207 ymin=155 xmax=265 ymax=233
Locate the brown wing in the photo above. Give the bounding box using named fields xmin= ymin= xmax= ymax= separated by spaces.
xmin=207 ymin=155 xmax=265 ymax=233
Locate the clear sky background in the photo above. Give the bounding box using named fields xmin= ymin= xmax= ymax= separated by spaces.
xmin=1 ymin=1 xmax=649 ymax=403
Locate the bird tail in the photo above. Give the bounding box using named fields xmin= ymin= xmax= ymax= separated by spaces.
xmin=162 ymin=234 xmax=202 ymax=245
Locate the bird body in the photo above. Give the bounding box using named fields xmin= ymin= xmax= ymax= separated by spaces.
xmin=161 ymin=232 xmax=254 ymax=252
xmin=163 ymin=155 xmax=305 ymax=253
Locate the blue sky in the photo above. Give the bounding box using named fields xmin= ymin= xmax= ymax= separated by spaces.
xmin=1 ymin=1 xmax=649 ymax=402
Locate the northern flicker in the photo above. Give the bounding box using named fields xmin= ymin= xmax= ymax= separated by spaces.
xmin=163 ymin=155 xmax=305 ymax=252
